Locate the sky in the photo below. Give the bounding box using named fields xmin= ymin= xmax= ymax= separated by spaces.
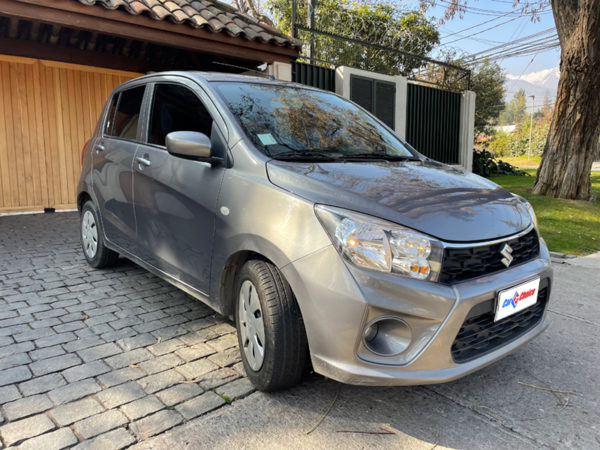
xmin=409 ymin=0 xmax=560 ymax=75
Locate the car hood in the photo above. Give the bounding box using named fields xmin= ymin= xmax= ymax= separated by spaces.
xmin=266 ymin=159 xmax=531 ymax=242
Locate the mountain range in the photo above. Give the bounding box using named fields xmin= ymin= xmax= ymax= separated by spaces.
xmin=504 ymin=66 xmax=559 ymax=108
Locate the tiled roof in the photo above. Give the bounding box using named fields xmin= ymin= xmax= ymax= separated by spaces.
xmin=76 ymin=0 xmax=301 ymax=48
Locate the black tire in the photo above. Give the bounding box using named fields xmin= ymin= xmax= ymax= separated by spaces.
xmin=80 ymin=200 xmax=119 ymax=268
xmin=235 ymin=259 xmax=308 ymax=391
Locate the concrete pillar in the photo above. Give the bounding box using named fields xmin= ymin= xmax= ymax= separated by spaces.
xmin=334 ymin=66 xmax=407 ymax=138
xmin=268 ymin=62 xmax=292 ymax=81
xmin=459 ymin=90 xmax=476 ymax=172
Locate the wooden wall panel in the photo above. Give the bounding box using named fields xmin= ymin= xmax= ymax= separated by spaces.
xmin=0 ymin=55 xmax=140 ymax=213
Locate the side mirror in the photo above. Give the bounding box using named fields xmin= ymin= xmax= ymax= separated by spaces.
xmin=166 ymin=131 xmax=222 ymax=164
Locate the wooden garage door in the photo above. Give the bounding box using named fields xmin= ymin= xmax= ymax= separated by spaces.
xmin=0 ymin=55 xmax=141 ymax=213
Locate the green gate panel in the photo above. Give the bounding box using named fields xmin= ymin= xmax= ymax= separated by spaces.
xmin=291 ymin=61 xmax=335 ymax=92
xmin=406 ymin=83 xmax=461 ymax=164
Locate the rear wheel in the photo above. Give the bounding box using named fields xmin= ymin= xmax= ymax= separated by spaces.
xmin=80 ymin=200 xmax=118 ymax=268
xmin=235 ymin=259 xmax=307 ymax=391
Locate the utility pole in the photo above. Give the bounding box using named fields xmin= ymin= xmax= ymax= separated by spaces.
xmin=528 ymin=95 xmax=535 ymax=160
xmin=308 ymin=0 xmax=316 ymax=64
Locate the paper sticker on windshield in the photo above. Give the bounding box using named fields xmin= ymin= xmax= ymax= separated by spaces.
xmin=257 ymin=133 xmax=278 ymax=146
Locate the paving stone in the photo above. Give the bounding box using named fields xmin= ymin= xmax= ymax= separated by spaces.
xmin=48 ymin=398 xmax=105 ymax=426
xmin=138 ymin=369 xmax=185 ymax=394
xmin=197 ymin=368 xmax=240 ymax=391
xmin=175 ymin=391 xmax=226 ymax=420
xmin=3 ymin=394 xmax=53 ymax=421
xmin=0 ymin=414 xmax=55 ymax=446
xmin=62 ymin=360 xmax=111 ymax=383
xmin=53 ymin=321 xmax=87 ymax=334
xmin=77 ymin=342 xmax=121 ymax=362
xmin=63 ymin=336 xmax=105 ymax=352
xmin=73 ymin=427 xmax=135 ymax=450
xmin=29 ymin=353 xmax=82 ymax=376
xmin=209 ymin=347 xmax=242 ymax=368
xmin=18 ymin=373 xmax=66 ymax=396
xmin=97 ymin=367 xmax=145 ymax=388
xmin=30 ymin=317 xmax=62 ymax=329
xmin=73 ymin=410 xmax=129 ymax=439
xmin=0 ymin=341 xmax=35 ymax=359
xmin=176 ymin=359 xmax=219 ymax=380
xmin=28 ymin=344 xmax=66 ymax=361
xmin=18 ymin=427 xmax=78 ymax=450
xmin=216 ymin=377 xmax=255 ymax=401
xmin=0 ymin=385 xmax=21 ymax=404
xmin=156 ymin=383 xmax=203 ymax=407
xmin=34 ymin=331 xmax=77 ymax=348
xmin=100 ymin=328 xmax=137 ymax=343
xmin=120 ymin=395 xmax=164 ymax=421
xmin=0 ymin=352 xmax=32 ymax=370
xmin=174 ymin=343 xmax=215 ymax=362
xmin=133 ymin=320 xmax=167 ymax=334
xmin=104 ymin=348 xmax=152 ymax=369
xmin=0 ymin=365 xmax=32 ymax=386
xmin=96 ymin=381 xmax=146 ymax=409
xmin=147 ymin=338 xmax=186 ymax=356
xmin=130 ymin=409 xmax=183 ymax=440
xmin=138 ymin=353 xmax=184 ymax=375
xmin=206 ymin=333 xmax=239 ymax=352
xmin=48 ymin=379 xmax=102 ymax=405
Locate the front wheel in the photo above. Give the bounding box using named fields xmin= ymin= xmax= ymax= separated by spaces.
xmin=235 ymin=259 xmax=307 ymax=391
xmin=80 ymin=200 xmax=118 ymax=268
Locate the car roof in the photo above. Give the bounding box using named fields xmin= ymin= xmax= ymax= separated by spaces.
xmin=123 ymin=70 xmax=301 ymax=87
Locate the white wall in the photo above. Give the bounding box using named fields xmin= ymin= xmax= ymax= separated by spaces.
xmin=459 ymin=90 xmax=476 ymax=172
xmin=267 ymin=62 xmax=292 ymax=81
xmin=335 ymin=66 xmax=407 ymax=140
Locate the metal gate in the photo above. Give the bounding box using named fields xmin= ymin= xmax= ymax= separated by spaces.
xmin=406 ymin=83 xmax=461 ymax=164
xmin=291 ymin=61 xmax=335 ymax=92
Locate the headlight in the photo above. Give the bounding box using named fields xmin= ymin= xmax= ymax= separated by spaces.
xmin=514 ymin=195 xmax=538 ymax=229
xmin=315 ymin=205 xmax=443 ymax=282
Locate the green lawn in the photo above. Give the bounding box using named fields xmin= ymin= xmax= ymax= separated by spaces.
xmin=490 ymin=170 xmax=600 ymax=256
xmin=500 ymin=156 xmax=541 ymax=168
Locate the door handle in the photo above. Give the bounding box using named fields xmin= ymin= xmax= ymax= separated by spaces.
xmin=95 ymin=144 xmax=105 ymax=154
xmin=136 ymin=156 xmax=151 ymax=168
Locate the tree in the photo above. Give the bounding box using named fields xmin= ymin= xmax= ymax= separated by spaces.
xmin=422 ymin=0 xmax=600 ymax=200
xmin=421 ymin=53 xmax=505 ymax=134
xmin=470 ymin=59 xmax=505 ymax=135
xmin=266 ymin=0 xmax=440 ymax=75
xmin=500 ymin=89 xmax=527 ymax=126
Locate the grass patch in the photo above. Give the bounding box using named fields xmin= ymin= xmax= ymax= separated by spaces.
xmin=500 ymin=156 xmax=541 ymax=168
xmin=490 ymin=170 xmax=600 ymax=255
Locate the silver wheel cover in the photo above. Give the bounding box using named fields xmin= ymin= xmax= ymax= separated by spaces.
xmin=81 ymin=210 xmax=98 ymax=259
xmin=238 ymin=280 xmax=266 ymax=371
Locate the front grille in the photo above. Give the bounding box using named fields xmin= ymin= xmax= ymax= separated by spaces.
xmin=451 ymin=285 xmax=548 ymax=363
xmin=440 ymin=229 xmax=539 ymax=284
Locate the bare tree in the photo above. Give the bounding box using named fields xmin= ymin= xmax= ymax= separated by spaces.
xmin=233 ymin=0 xmax=275 ymax=27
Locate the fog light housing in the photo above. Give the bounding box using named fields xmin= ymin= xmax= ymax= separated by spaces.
xmin=363 ymin=317 xmax=412 ymax=356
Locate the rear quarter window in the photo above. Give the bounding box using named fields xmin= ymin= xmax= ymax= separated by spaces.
xmin=104 ymin=86 xmax=145 ymax=140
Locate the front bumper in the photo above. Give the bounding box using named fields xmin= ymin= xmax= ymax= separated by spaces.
xmin=281 ymin=238 xmax=552 ymax=386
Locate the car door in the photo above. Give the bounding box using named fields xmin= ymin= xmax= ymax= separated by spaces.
xmin=132 ymin=80 xmax=227 ymax=294
xmin=92 ymin=84 xmax=146 ymax=253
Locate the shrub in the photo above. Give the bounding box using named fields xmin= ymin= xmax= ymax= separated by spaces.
xmin=472 ymin=149 xmax=529 ymax=178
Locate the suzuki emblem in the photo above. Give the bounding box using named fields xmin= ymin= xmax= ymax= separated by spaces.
xmin=500 ymin=243 xmax=514 ymax=267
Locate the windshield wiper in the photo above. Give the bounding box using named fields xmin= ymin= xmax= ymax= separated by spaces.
xmin=269 ymin=150 xmax=341 ymax=162
xmin=339 ymin=153 xmax=419 ymax=162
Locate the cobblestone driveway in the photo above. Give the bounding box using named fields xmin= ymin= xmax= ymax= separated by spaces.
xmin=0 ymin=212 xmax=254 ymax=448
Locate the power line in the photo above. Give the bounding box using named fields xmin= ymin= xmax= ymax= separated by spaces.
xmin=439 ymin=9 xmax=514 ymax=40
xmin=442 ymin=15 xmax=524 ymax=45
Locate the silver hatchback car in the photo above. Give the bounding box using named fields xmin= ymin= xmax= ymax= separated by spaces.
xmin=77 ymin=72 xmax=552 ymax=391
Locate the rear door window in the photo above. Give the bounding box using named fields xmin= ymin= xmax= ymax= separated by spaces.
xmin=147 ymin=84 xmax=213 ymax=147
xmin=105 ymin=86 xmax=145 ymax=140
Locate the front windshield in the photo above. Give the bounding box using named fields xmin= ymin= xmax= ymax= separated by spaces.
xmin=213 ymin=82 xmax=416 ymax=160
